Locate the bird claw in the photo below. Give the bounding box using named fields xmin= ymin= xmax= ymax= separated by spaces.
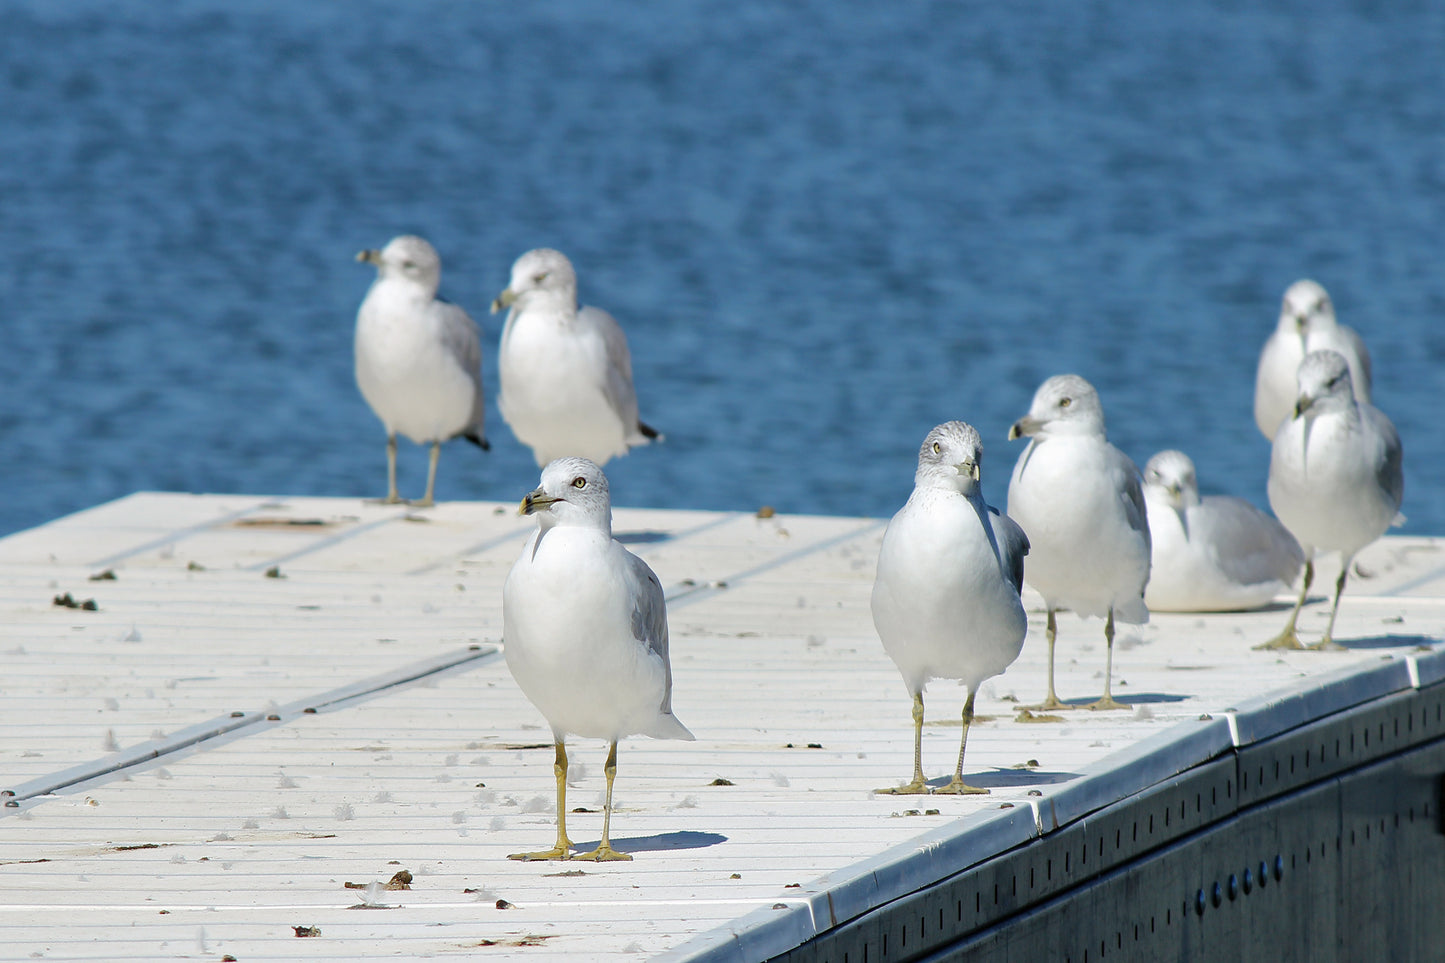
xmin=932 ymin=779 xmax=989 ymax=795
xmin=1307 ymin=638 xmax=1348 ymax=652
xmin=1254 ymin=631 xmax=1305 ymax=651
xmin=1085 ymin=696 xmax=1127 ymax=711
xmin=574 ymin=845 xmax=632 ymax=862
xmin=507 ymin=842 xmax=574 ymax=861
xmin=874 ymin=780 xmax=931 ymax=795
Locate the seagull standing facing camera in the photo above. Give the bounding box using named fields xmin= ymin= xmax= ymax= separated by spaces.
xmin=1259 ymin=349 xmax=1403 ymax=651
xmin=1006 ymin=374 xmax=1151 ymax=711
xmin=502 ymin=457 xmax=692 ymax=861
xmin=871 ymin=422 xmax=1029 ymax=795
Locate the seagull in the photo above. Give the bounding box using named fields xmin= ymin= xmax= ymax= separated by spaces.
xmin=502 ymin=457 xmax=693 ymax=861
xmin=1006 ymin=374 xmax=1151 ymax=711
xmin=1142 ymin=450 xmax=1304 ymax=612
xmin=1259 ymin=350 xmax=1403 ymax=650
xmin=354 ymin=235 xmax=488 ymax=507
xmin=871 ymin=422 xmax=1029 ymax=795
xmin=1254 ymin=279 xmax=1372 ymax=441
xmin=491 ymin=249 xmax=661 ymax=467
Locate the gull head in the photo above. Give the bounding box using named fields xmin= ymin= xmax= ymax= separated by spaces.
xmin=1278 ymin=279 xmax=1336 ymax=342
xmin=1009 ymin=374 xmax=1105 ymax=440
xmin=1292 ymin=349 xmax=1355 ymax=419
xmin=356 ymin=235 xmax=442 ymax=297
xmin=520 ymin=456 xmax=612 ymax=532
xmin=1143 ymin=450 xmax=1201 ymax=512
xmin=491 ymin=248 xmax=578 ymax=314
xmin=915 ymin=421 xmax=983 ymax=493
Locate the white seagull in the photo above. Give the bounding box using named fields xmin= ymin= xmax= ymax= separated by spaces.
xmin=1254 ymin=279 xmax=1372 ymax=440
xmin=492 ymin=249 xmax=660 ymax=467
xmin=1142 ymin=450 xmax=1303 ymax=612
xmin=354 ymin=235 xmax=488 ymax=507
xmin=1006 ymin=374 xmax=1151 ymax=711
xmin=1260 ymin=350 xmax=1403 ymax=650
xmin=871 ymin=422 xmax=1029 ymax=795
xmin=502 ymin=457 xmax=692 ymax=861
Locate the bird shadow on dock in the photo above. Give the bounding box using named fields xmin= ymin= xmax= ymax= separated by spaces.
xmin=575 ymin=830 xmax=728 ymax=855
xmin=945 ymin=769 xmax=1079 ymax=790
xmin=1325 ymin=634 xmax=1435 ymax=651
xmin=614 ymin=531 xmax=674 ymax=545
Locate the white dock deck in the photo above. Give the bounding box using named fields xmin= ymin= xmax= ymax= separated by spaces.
xmin=1 ymin=492 xmax=1442 ymax=961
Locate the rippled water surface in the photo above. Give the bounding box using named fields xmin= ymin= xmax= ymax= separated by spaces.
xmin=2 ymin=0 xmax=1442 ymax=537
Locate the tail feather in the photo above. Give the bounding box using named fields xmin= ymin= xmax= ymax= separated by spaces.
xmin=637 ymin=421 xmax=663 ymax=442
xmin=464 ymin=432 xmax=490 ymax=451
xmin=645 ymin=712 xmax=694 ymax=741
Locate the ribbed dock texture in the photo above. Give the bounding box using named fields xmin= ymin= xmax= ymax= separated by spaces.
xmin=0 ymin=493 xmax=1441 ymax=961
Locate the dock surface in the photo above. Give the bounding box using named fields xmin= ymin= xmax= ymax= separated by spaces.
xmin=1 ymin=493 xmax=1441 ymax=961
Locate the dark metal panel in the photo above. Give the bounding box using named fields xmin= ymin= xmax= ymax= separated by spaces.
xmin=770 ymin=686 xmax=1445 ymax=963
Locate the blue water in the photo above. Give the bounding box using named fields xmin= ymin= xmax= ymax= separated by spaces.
xmin=3 ymin=0 xmax=1442 ymax=537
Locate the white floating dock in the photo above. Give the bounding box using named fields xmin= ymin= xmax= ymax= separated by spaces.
xmin=0 ymin=492 xmax=1441 ymax=961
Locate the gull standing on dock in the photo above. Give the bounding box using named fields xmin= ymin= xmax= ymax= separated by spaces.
xmin=502 ymin=457 xmax=693 ymax=861
xmin=1260 ymin=350 xmax=1403 ymax=650
xmin=871 ymin=422 xmax=1029 ymax=795
xmin=1006 ymin=375 xmax=1150 ymax=711
xmin=1254 ymin=279 xmax=1372 ymax=440
xmin=354 ymin=235 xmax=488 ymax=507
xmin=491 ymin=249 xmax=661 ymax=467
xmin=1142 ymin=450 xmax=1304 ymax=612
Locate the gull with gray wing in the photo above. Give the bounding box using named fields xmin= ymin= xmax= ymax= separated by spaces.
xmin=1259 ymin=350 xmax=1403 ymax=650
xmin=872 ymin=422 xmax=1029 ymax=795
xmin=354 ymin=235 xmax=488 ymax=506
xmin=1006 ymin=375 xmax=1150 ymax=711
xmin=502 ymin=457 xmax=692 ymax=862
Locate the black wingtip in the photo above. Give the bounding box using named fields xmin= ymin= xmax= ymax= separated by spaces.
xmin=465 ymin=432 xmax=491 ymax=452
xmin=638 ymin=421 xmax=662 ymax=441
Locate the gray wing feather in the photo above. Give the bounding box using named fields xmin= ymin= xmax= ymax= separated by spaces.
xmin=1115 ymin=452 xmax=1152 ymax=553
xmin=578 ymin=305 xmax=643 ymax=433
xmin=988 ymin=505 xmax=1030 ymax=594
xmin=1196 ymin=496 xmax=1304 ymax=585
xmin=436 ymin=300 xmax=485 ymax=433
xmin=1343 ymin=324 xmax=1373 ymax=396
xmin=626 ymin=550 xmax=675 ymax=712
xmin=1365 ymin=404 xmax=1404 ymax=511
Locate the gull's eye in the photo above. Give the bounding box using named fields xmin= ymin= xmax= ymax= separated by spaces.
xmin=931 ymin=441 xmax=941 ymax=455
xmin=1059 ymin=397 xmax=1072 ymax=408
xmin=533 ymin=272 xmax=548 ymax=284
xmin=402 ymin=261 xmax=415 ymax=270
xmin=572 ymin=476 xmax=587 ymax=489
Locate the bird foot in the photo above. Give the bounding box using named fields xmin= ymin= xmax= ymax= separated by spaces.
xmin=408 ymin=497 xmax=436 ymax=508
xmin=1254 ymin=630 xmax=1305 ymax=651
xmin=507 ymin=842 xmax=574 ymax=861
xmin=875 ymin=779 xmax=931 ymax=795
xmin=574 ymin=844 xmax=632 ymax=862
xmin=1024 ymin=695 xmax=1070 ymax=711
xmin=1307 ymin=637 xmax=1348 ymax=652
xmin=366 ymin=495 xmax=408 ymax=506
xmin=932 ymin=778 xmax=989 ymax=796
xmin=1085 ymin=696 xmax=1127 ymax=711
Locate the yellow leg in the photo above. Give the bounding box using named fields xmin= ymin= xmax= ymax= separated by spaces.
xmin=412 ymin=441 xmax=441 ymax=508
xmin=1086 ymin=608 xmax=1126 ymax=711
xmin=1256 ymin=560 xmax=1312 ymax=651
xmin=373 ymin=435 xmax=406 ymax=504
xmin=508 ymin=739 xmax=574 ymax=861
xmin=934 ymin=690 xmax=988 ymax=795
xmin=1309 ymin=559 xmax=1351 ymax=651
xmin=576 ymin=741 xmax=632 ymax=861
xmin=1028 ymin=609 xmax=1068 ymax=710
xmin=876 ymin=691 xmax=930 ymax=794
